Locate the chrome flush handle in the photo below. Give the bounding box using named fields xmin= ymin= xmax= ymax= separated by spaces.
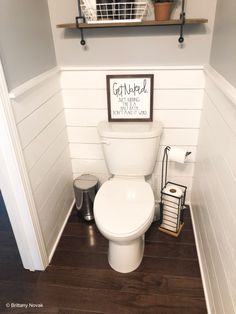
xmin=100 ymin=140 xmax=110 ymax=145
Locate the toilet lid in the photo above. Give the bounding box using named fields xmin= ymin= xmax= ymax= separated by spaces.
xmin=94 ymin=180 xmax=154 ymax=236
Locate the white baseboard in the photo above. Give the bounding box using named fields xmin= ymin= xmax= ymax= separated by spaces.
xmin=48 ymin=199 xmax=75 ymax=262
xmin=189 ymin=204 xmax=213 ymax=314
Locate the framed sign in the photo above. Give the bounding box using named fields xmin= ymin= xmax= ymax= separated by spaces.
xmin=106 ymin=74 xmax=154 ymax=122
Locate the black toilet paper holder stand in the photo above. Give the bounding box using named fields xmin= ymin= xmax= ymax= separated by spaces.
xmin=159 ymin=146 xmax=188 ymax=237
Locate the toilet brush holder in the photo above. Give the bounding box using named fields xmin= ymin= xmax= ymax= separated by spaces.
xmin=159 ymin=146 xmax=188 ymax=237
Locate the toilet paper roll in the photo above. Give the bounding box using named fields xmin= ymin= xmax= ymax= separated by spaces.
xmin=163 ymin=185 xmax=183 ymax=199
xmin=168 ymin=147 xmax=191 ymax=163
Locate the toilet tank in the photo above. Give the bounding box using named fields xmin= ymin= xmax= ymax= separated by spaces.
xmin=98 ymin=121 xmax=163 ymax=176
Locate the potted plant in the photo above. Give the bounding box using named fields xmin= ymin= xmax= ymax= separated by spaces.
xmin=153 ymin=0 xmax=175 ymax=21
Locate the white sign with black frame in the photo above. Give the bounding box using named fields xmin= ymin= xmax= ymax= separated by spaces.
xmin=106 ymin=74 xmax=154 ymax=122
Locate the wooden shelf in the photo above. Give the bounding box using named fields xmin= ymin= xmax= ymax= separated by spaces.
xmin=57 ymin=18 xmax=208 ymax=29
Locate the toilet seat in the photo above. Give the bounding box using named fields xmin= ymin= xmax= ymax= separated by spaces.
xmin=94 ymin=179 xmax=154 ymax=238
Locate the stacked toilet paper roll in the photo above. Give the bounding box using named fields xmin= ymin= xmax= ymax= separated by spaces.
xmin=168 ymin=147 xmax=191 ymax=164
xmin=161 ymin=185 xmax=183 ymax=232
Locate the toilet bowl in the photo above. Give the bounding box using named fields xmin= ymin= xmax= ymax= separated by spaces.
xmin=94 ymin=178 xmax=154 ymax=273
xmin=94 ymin=120 xmax=163 ymax=273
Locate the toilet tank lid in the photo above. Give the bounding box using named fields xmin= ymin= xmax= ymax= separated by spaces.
xmin=97 ymin=121 xmax=163 ymax=139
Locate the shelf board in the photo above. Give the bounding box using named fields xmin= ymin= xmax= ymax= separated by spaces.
xmin=57 ymin=18 xmax=208 ymax=29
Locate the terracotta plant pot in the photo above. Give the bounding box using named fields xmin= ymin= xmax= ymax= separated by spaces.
xmin=154 ymin=2 xmax=173 ymax=21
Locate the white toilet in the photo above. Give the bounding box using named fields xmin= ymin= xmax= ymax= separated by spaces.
xmin=94 ymin=120 xmax=163 ymax=273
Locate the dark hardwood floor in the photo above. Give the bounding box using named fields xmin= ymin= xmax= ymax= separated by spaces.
xmin=0 ymin=193 xmax=207 ymax=313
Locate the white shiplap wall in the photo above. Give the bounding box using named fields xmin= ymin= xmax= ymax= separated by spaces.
xmin=10 ymin=69 xmax=74 ymax=257
xmin=61 ymin=67 xmax=204 ymax=202
xmin=191 ymin=66 xmax=236 ymax=314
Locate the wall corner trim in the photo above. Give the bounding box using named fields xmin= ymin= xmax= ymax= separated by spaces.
xmin=204 ymin=65 xmax=236 ymax=107
xmin=9 ymin=66 xmax=60 ymax=99
xmin=0 ymin=60 xmax=49 ymax=271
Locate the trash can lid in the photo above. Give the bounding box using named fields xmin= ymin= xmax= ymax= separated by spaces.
xmin=74 ymin=174 xmax=98 ymax=190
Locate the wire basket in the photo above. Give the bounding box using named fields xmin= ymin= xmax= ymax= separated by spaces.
xmin=80 ymin=0 xmax=148 ymax=23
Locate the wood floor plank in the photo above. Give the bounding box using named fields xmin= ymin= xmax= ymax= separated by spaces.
xmin=63 ymin=222 xmax=103 ymax=239
xmin=146 ymin=224 xmax=195 ymax=244
xmin=0 ymin=281 xmax=207 ymax=314
xmin=0 ymin=247 xmax=22 ymax=264
xmin=56 ymin=236 xmax=198 ymax=260
xmin=51 ymin=250 xmax=201 ymax=278
xmin=0 ymin=231 xmax=17 ymax=247
xmin=56 ymin=235 xmax=108 ymax=254
xmin=0 ymin=196 xmax=207 ymax=313
xmin=144 ymin=241 xmax=198 ymax=260
xmin=39 ymin=266 xmax=205 ymax=298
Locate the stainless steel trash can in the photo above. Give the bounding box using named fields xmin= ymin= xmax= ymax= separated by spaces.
xmin=73 ymin=174 xmax=98 ymax=221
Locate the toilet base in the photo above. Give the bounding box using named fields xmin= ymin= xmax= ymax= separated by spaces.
xmin=108 ymin=235 xmax=145 ymax=273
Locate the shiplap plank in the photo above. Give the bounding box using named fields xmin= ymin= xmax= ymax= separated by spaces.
xmin=195 ymin=193 xmax=226 ymax=314
xmin=194 ymin=175 xmax=235 ymax=314
xmin=33 ymin=148 xmax=71 ymax=210
xmin=205 ymin=76 xmax=236 ymax=135
xmin=65 ymin=109 xmax=107 ymax=127
xmin=38 ymin=165 xmax=71 ymax=233
xmin=197 ymin=121 xmax=236 ymax=242
xmin=69 ymin=143 xmax=104 ymax=159
xmin=12 ymin=75 xmax=60 ymax=123
xmin=71 ymin=158 xmax=194 ymax=178
xmin=204 ymin=93 xmax=236 ymax=178
xmin=46 ymin=183 xmax=74 ymax=255
xmin=201 ymin=120 xmax=236 ymax=218
xmin=161 ymin=129 xmax=199 ymax=146
xmin=67 ymin=127 xmax=100 ymax=143
xmin=199 ymin=159 xmax=236 ymax=267
xmin=67 ymin=126 xmax=199 ymax=146
xmin=23 ymin=112 xmax=66 ymax=170
xmin=71 ymin=159 xmax=109 ymax=174
xmin=29 ymin=130 xmax=68 ymax=191
xmin=62 ymin=89 xmax=204 ymax=110
xmin=65 ymin=108 xmax=201 ymax=128
xmin=17 ymin=93 xmax=64 ymax=148
xmin=61 ymin=70 xmax=205 ymax=89
xmin=154 ymin=110 xmax=201 ymax=128
xmin=40 ymin=179 xmax=73 ymax=252
xmin=192 ymin=71 xmax=236 ymax=313
xmin=69 ymin=143 xmax=196 ymax=163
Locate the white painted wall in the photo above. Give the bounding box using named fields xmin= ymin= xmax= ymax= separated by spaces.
xmin=210 ymin=0 xmax=236 ymax=88
xmin=0 ymin=0 xmax=56 ymax=90
xmin=48 ymin=0 xmax=217 ymax=67
xmin=191 ymin=67 xmax=236 ymax=314
xmin=61 ymin=66 xmax=204 ymax=207
xmin=10 ymin=69 xmax=74 ymax=257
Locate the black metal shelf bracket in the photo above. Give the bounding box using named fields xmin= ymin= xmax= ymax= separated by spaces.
xmin=178 ymin=0 xmax=186 ymax=43
xmin=76 ymin=0 xmax=86 ymax=45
